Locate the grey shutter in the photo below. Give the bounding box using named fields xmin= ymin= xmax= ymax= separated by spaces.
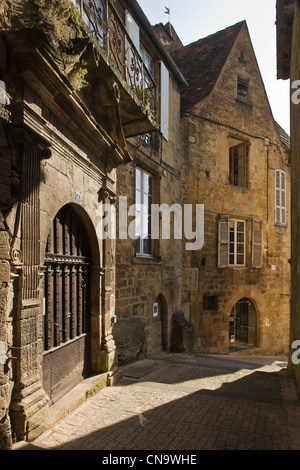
xmin=125 ymin=11 xmax=140 ymax=88
xmin=275 ymin=170 xmax=287 ymax=225
xmin=160 ymin=61 xmax=169 ymax=140
xmin=251 ymin=219 xmax=263 ymax=268
xmin=281 ymin=171 xmax=287 ymax=225
xmin=218 ymin=214 xmax=229 ymax=268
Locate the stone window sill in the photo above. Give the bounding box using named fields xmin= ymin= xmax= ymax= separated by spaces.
xmin=132 ymin=256 xmax=163 ymax=265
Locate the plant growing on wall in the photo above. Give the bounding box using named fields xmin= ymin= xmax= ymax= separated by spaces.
xmin=34 ymin=0 xmax=90 ymax=91
xmin=136 ymin=85 xmax=156 ymax=121
xmin=34 ymin=0 xmax=85 ymax=47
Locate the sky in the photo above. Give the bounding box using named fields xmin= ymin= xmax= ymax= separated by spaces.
xmin=137 ymin=0 xmax=290 ymax=135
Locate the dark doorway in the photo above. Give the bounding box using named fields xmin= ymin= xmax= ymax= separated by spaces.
xmin=229 ymin=298 xmax=257 ymax=352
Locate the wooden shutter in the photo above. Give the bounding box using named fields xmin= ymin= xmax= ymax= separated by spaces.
xmin=281 ymin=171 xmax=287 ymax=225
xmin=125 ymin=10 xmax=140 ymax=50
xmin=251 ymin=219 xmax=263 ymax=268
xmin=275 ymin=170 xmax=287 ymax=225
xmin=218 ymin=214 xmax=229 ymax=268
xmin=160 ymin=61 xmax=169 ymax=141
xmin=125 ymin=11 xmax=140 ymax=88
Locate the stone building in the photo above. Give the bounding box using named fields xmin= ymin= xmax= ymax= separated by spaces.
xmin=0 ymin=0 xmax=182 ymax=448
xmin=276 ymin=0 xmax=300 ymax=390
xmin=113 ymin=10 xmax=187 ymax=363
xmin=0 ymin=0 xmax=292 ymax=450
xmin=156 ymin=20 xmax=291 ymax=355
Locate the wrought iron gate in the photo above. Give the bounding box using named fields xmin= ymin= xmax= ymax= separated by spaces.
xmin=43 ymin=205 xmax=92 ymax=403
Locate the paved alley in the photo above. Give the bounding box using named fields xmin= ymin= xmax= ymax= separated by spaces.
xmin=13 ymin=353 xmax=300 ymax=451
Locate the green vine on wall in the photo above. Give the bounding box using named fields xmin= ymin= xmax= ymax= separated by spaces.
xmin=34 ymin=0 xmax=89 ymax=90
xmin=34 ymin=0 xmax=85 ymax=47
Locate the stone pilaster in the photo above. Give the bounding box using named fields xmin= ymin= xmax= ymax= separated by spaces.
xmin=98 ymin=185 xmax=118 ymax=374
xmin=9 ymin=141 xmax=49 ymax=441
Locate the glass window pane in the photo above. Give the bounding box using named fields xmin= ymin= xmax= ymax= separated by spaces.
xmin=136 ymin=188 xmax=141 ymax=205
xmin=237 ymin=243 xmax=244 ymax=254
xmin=237 ymin=232 xmax=244 ymax=243
xmin=136 ymin=169 xmax=141 ymax=190
xmin=143 ymin=238 xmax=151 ymax=255
xmin=135 ymin=168 xmax=153 ymax=255
xmin=237 ymin=221 xmax=244 ymax=232
xmin=237 ymin=254 xmax=244 ymax=265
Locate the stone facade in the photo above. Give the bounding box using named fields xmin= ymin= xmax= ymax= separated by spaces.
xmin=277 ymin=0 xmax=300 ymax=390
xmin=0 ymin=0 xmax=292 ymax=449
xmin=115 ymin=75 xmax=184 ymax=360
xmin=160 ymin=21 xmax=291 ymax=355
xmin=0 ymin=0 xmax=183 ymax=448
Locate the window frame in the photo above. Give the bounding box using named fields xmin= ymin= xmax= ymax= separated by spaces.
xmin=275 ymin=169 xmax=287 ymax=226
xmin=140 ymin=43 xmax=155 ymax=78
xmin=229 ymin=219 xmax=246 ymax=267
xmin=229 ymin=141 xmax=247 ymax=187
xmin=237 ymin=77 xmax=249 ymax=102
xmin=135 ymin=167 xmax=153 ymax=257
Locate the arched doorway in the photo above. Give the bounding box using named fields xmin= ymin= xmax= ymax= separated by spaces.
xmin=43 ymin=205 xmax=92 ymax=403
xmin=229 ymin=298 xmax=257 ymax=352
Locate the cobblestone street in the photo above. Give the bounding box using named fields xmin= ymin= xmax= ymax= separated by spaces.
xmin=12 ymin=353 xmax=300 ymax=452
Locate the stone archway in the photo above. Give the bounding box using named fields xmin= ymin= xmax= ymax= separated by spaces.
xmin=42 ymin=204 xmax=96 ymax=404
xmin=229 ymin=298 xmax=257 ymax=352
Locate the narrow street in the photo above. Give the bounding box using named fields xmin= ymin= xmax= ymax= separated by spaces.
xmin=13 ymin=353 xmax=300 ymax=451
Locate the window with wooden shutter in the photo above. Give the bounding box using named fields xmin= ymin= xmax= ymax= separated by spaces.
xmin=251 ymin=219 xmax=263 ymax=268
xmin=218 ymin=214 xmax=229 ymax=268
xmin=275 ymin=170 xmax=287 ymax=226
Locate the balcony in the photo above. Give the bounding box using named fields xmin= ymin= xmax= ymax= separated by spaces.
xmin=2 ymin=0 xmax=159 ymax=164
xmin=72 ymin=0 xmax=158 ymax=137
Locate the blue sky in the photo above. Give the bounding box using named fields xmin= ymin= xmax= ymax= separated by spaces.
xmin=137 ymin=0 xmax=290 ymax=135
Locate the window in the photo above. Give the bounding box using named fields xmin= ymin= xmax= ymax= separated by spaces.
xmin=72 ymin=0 xmax=107 ymax=48
xmin=140 ymin=44 xmax=154 ymax=77
xmin=229 ymin=220 xmax=246 ymax=266
xmin=229 ymin=141 xmax=247 ymax=187
xmin=218 ymin=215 xmax=263 ymax=268
xmin=135 ymin=168 xmax=152 ymax=256
xmin=275 ymin=170 xmax=287 ymax=226
xmin=237 ymin=77 xmax=249 ymax=102
xmin=203 ymin=296 xmax=218 ymax=311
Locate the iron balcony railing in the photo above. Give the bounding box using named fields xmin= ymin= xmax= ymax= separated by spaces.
xmin=72 ymin=0 xmax=157 ymax=120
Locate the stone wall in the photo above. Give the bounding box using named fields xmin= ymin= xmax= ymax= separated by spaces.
xmin=181 ymin=25 xmax=291 ymax=355
xmin=289 ymin=0 xmax=300 ymax=385
xmin=115 ymin=74 xmax=183 ymax=361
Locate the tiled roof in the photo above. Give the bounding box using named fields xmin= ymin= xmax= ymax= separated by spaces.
xmin=275 ymin=121 xmax=290 ymax=151
xmin=171 ymin=21 xmax=245 ymax=112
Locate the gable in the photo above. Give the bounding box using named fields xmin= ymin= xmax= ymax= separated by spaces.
xmin=171 ymin=21 xmax=245 ymax=113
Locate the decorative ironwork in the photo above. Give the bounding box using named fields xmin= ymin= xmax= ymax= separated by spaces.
xmin=77 ymin=0 xmax=157 ymax=118
xmin=43 ymin=206 xmax=91 ymax=351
